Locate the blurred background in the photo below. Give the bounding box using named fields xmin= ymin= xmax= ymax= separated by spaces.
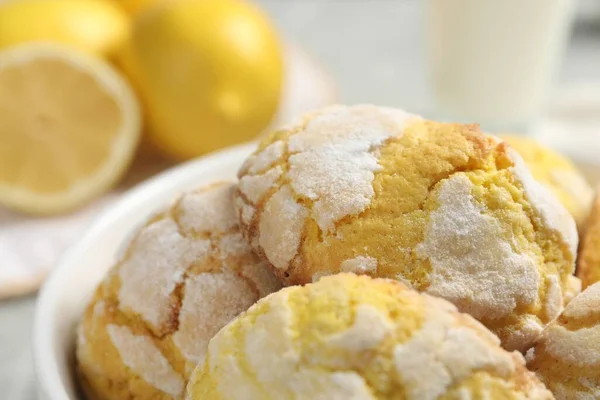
xmin=1 ymin=0 xmax=599 ymax=398
xmin=263 ymin=0 xmax=600 ymax=111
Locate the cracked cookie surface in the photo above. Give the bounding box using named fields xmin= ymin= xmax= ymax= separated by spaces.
xmin=236 ymin=104 xmax=577 ymax=351
xmin=76 ymin=182 xmax=282 ymax=399
xmin=527 ymin=281 xmax=600 ymax=399
xmin=186 ymin=273 xmax=552 ymax=400
xmin=502 ymin=135 xmax=593 ymax=235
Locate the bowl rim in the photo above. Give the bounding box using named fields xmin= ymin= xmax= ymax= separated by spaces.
xmin=32 ymin=142 xmax=256 ymax=400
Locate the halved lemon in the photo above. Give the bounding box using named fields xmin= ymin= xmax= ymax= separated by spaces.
xmin=0 ymin=44 xmax=141 ymax=215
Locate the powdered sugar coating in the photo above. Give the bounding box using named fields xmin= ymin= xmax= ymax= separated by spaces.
xmin=238 ymin=290 xmax=296 ymax=396
xmin=172 ymin=271 xmax=257 ymax=369
xmin=240 ymin=140 xmax=285 ymax=176
xmin=235 ymin=196 xmax=255 ymax=226
xmin=527 ymin=282 xmax=600 ymax=398
xmin=259 ymin=185 xmax=308 ymax=269
xmin=340 ymin=256 xmax=378 ymax=274
xmin=117 ymin=183 xmax=280 ymax=339
xmin=508 ymin=148 xmax=578 ymax=258
xmin=393 ymin=302 xmax=515 ymax=400
xmin=126 ymin=182 xmax=279 ymax=353
xmin=544 ymin=274 xmax=564 ymax=321
xmin=417 ymin=174 xmax=540 ymax=320
xmin=327 ymin=304 xmax=394 ymax=351
xmin=237 ymin=105 xmax=419 ymax=272
xmin=175 ymin=184 xmax=238 ymax=234
xmin=565 ymin=275 xmax=582 ymax=304
xmin=107 ymin=324 xmax=185 ymax=396
xmin=502 ymin=317 xmax=545 ymax=354
xmin=544 ymin=324 xmax=600 ymax=366
xmin=286 ymin=106 xmax=416 ymax=232
xmin=327 ymin=373 xmax=376 ymax=399
xmin=238 ymin=166 xmax=283 ymax=204
xmin=118 ymin=219 xmax=211 ymax=334
xmin=188 ymin=274 xmax=551 ymax=399
xmin=563 ymin=282 xmax=600 ymax=319
xmin=78 ymin=182 xmax=282 ymax=400
xmin=217 ymin=232 xmax=250 ymax=259
xmin=235 ymin=108 xmax=572 ymax=355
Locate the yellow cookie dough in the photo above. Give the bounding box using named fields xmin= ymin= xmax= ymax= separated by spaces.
xmin=187 ymin=274 xmax=552 ymax=400
xmin=527 ymin=281 xmax=600 ymax=399
xmin=235 ymin=104 xmax=578 ymax=351
xmin=502 ymin=135 xmax=593 ymax=233
xmin=76 ymin=182 xmax=282 ymax=400
xmin=577 ymin=186 xmax=600 ymax=289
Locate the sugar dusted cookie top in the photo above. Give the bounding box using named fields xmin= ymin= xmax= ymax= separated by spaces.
xmin=502 ymin=135 xmax=593 ymax=234
xmin=565 ymin=275 xmax=582 ymax=304
xmin=527 ymin=281 xmax=600 ymax=399
xmin=186 ymin=273 xmax=552 ymax=400
xmin=76 ymin=182 xmax=282 ymax=400
xmin=235 ymin=104 xmax=577 ymax=351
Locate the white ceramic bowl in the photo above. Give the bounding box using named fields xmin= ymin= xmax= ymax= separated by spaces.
xmin=32 ymin=142 xmax=600 ymax=400
xmin=33 ymin=142 xmax=255 ymax=400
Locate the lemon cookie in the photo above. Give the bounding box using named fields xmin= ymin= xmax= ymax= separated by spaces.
xmin=527 ymin=281 xmax=600 ymax=399
xmin=502 ymin=135 xmax=593 ymax=233
xmin=577 ymin=187 xmax=600 ymax=289
xmin=235 ymin=105 xmax=577 ymax=351
xmin=565 ymin=275 xmax=582 ymax=304
xmin=76 ymin=182 xmax=282 ymax=400
xmin=187 ymin=273 xmax=552 ymax=400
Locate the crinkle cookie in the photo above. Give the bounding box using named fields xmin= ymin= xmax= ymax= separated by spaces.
xmin=235 ymin=104 xmax=578 ymax=351
xmin=187 ymin=273 xmax=553 ymax=400
xmin=527 ymin=281 xmax=600 ymax=399
xmin=565 ymin=275 xmax=582 ymax=304
xmin=577 ymin=186 xmax=600 ymax=289
xmin=76 ymin=182 xmax=282 ymax=399
xmin=502 ymin=135 xmax=593 ymax=234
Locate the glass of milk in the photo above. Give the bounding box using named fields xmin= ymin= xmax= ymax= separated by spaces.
xmin=425 ymin=0 xmax=576 ymax=132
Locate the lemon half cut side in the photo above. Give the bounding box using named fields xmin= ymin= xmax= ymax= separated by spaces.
xmin=0 ymin=44 xmax=141 ymax=215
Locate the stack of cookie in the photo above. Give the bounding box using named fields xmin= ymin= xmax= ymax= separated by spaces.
xmin=75 ymin=105 xmax=600 ymax=400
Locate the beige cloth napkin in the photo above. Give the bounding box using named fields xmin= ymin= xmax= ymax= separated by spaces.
xmin=0 ymin=197 xmax=117 ymax=298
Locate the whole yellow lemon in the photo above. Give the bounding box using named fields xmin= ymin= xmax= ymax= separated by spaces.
xmin=0 ymin=0 xmax=129 ymax=58
xmin=122 ymin=0 xmax=284 ymax=159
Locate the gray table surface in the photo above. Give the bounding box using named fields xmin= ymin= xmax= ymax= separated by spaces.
xmin=1 ymin=1 xmax=599 ymax=398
